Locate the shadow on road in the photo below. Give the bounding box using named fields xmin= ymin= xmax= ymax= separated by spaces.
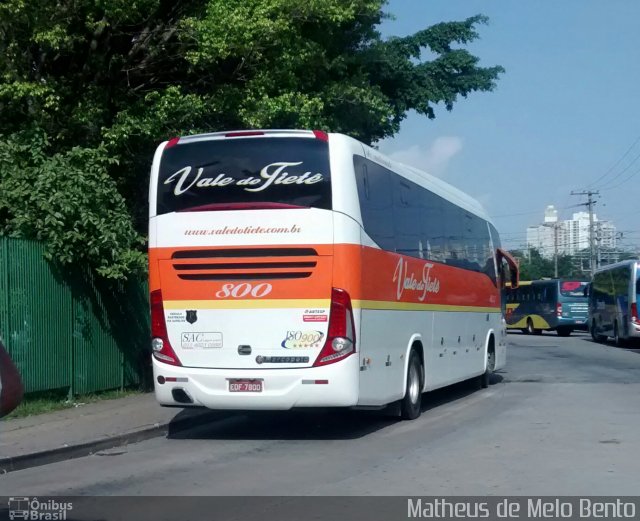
xmin=577 ymin=334 xmax=640 ymax=351
xmin=166 ymin=376 xmax=496 ymax=442
xmin=507 ymin=330 xmax=591 ymax=338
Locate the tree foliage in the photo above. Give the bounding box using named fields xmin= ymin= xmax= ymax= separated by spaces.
xmin=0 ymin=0 xmax=504 ymax=279
xmin=510 ymin=248 xmax=586 ymax=280
xmin=0 ymin=130 xmax=145 ymax=279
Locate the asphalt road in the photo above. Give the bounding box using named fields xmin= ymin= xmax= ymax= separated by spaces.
xmin=3 ymin=331 xmax=640 ymax=496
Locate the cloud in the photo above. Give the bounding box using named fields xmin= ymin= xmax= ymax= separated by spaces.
xmin=382 ymin=136 xmax=463 ymax=177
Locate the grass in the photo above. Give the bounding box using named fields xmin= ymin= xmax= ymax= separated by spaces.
xmin=4 ymin=387 xmax=145 ymax=420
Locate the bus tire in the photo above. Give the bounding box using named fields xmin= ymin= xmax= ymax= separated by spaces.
xmin=591 ymin=320 xmax=605 ymax=343
xmin=480 ymin=342 xmax=495 ymax=389
xmin=556 ymin=327 xmax=571 ymax=337
xmin=400 ymin=350 xmax=423 ymax=420
xmin=526 ymin=318 xmax=535 ymax=335
xmin=613 ymin=322 xmax=626 ymax=347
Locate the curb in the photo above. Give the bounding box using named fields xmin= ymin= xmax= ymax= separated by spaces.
xmin=0 ymin=410 xmax=218 ymax=474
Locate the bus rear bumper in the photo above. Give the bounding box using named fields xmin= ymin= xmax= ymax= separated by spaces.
xmin=152 ymin=356 xmax=360 ymax=410
xmin=558 ymin=317 xmax=588 ymax=331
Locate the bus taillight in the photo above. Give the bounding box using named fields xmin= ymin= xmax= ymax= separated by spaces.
xmin=631 ymin=303 xmax=638 ymax=324
xmin=313 ymin=288 xmax=356 ymax=367
xmin=556 ymin=302 xmax=562 ymax=317
xmin=151 ymin=289 xmax=182 ymax=366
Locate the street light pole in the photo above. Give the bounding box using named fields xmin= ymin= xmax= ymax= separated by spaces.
xmin=542 ymin=222 xmax=559 ymax=278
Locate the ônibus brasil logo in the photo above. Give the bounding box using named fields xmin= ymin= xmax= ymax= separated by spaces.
xmin=8 ymin=497 xmax=73 ymax=520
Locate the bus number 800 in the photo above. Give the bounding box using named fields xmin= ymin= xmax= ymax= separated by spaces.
xmin=215 ymin=282 xmax=273 ymax=299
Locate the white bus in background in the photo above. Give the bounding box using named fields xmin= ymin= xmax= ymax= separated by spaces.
xmin=588 ymin=259 xmax=640 ymax=346
xmin=148 ymin=129 xmax=518 ymax=420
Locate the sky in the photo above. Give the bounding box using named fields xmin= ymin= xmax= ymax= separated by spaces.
xmin=378 ymin=0 xmax=640 ymax=252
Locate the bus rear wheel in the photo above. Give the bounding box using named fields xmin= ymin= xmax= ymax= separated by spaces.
xmin=613 ymin=322 xmax=626 ymax=347
xmin=400 ymin=350 xmax=423 ymax=420
xmin=591 ymin=321 xmax=605 ymax=343
xmin=526 ymin=318 xmax=535 ymax=335
xmin=480 ymin=345 xmax=495 ymax=389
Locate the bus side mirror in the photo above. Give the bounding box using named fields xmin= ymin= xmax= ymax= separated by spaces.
xmin=496 ymin=248 xmax=519 ymax=289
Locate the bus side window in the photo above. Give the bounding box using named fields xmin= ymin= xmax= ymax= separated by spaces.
xmin=392 ymin=178 xmax=421 ymax=257
xmin=463 ymin=212 xmax=488 ymax=273
xmin=486 ymin=224 xmax=501 ymax=285
xmin=443 ymin=202 xmax=464 ymax=267
xmin=354 ymin=156 xmax=395 ymax=251
xmin=363 ymin=164 xmax=370 ymax=200
xmin=421 ymin=190 xmax=445 ymax=262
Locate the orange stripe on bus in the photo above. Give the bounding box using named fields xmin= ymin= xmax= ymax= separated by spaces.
xmin=149 ymin=243 xmax=500 ymax=309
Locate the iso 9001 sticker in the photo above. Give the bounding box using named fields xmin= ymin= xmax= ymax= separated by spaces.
xmin=281 ymin=330 xmax=324 ymax=349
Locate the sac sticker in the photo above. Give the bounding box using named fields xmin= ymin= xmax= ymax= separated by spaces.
xmin=181 ymin=332 xmax=223 ymax=349
xmin=281 ymin=331 xmax=324 ymax=349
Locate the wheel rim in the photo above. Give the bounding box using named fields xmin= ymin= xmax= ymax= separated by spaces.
xmin=408 ymin=363 xmax=420 ymax=404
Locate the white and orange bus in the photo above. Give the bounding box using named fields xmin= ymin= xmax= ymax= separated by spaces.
xmin=148 ymin=130 xmax=518 ymax=420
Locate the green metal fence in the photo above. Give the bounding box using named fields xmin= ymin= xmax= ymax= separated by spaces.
xmin=0 ymin=237 xmax=150 ymax=395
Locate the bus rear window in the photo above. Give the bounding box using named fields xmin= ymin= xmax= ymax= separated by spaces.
xmin=157 ymin=138 xmax=332 ymax=215
xmin=560 ymin=281 xmax=588 ymax=297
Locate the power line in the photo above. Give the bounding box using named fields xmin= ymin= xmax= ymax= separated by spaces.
xmin=586 ymin=135 xmax=640 ymax=189
xmin=599 ymin=164 xmax=640 ymax=191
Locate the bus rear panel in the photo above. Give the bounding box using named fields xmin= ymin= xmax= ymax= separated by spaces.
xmin=505 ymin=279 xmax=588 ymax=336
xmin=589 ymin=260 xmax=640 ymax=345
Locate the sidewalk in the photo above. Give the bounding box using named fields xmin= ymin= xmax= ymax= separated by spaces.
xmin=0 ymin=393 xmax=213 ymax=473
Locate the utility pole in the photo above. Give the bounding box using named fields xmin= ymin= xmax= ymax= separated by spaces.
xmin=571 ymin=190 xmax=599 ymax=276
xmin=596 ymin=223 xmax=602 ymax=268
xmin=553 ymin=223 xmax=559 ymax=278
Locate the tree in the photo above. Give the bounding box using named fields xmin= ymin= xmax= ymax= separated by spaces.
xmin=510 ymin=248 xmax=553 ymax=280
xmin=0 ymin=0 xmax=504 ymax=279
xmin=556 ymin=253 xmax=583 ymax=279
xmin=509 ymin=248 xmax=591 ymax=280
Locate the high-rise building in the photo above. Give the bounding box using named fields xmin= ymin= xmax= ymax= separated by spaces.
xmin=526 ymin=205 xmax=557 ymax=257
xmin=526 ymin=206 xmax=616 ymax=258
